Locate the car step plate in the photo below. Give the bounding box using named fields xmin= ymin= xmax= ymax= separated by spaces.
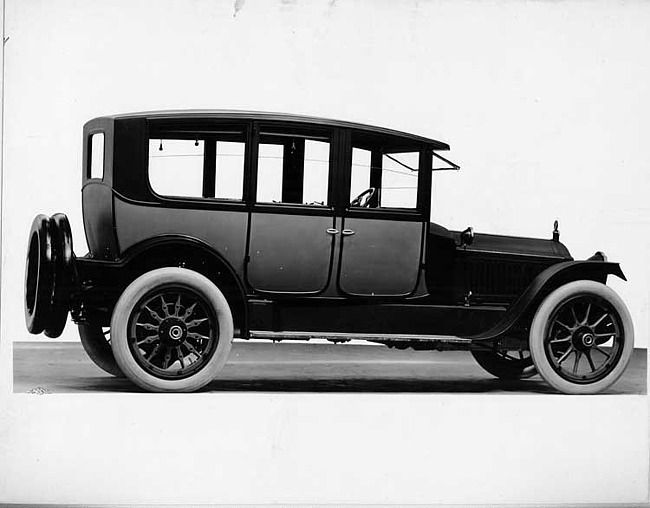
xmin=248 ymin=330 xmax=472 ymax=344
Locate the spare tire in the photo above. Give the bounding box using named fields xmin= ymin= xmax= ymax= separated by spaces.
xmin=45 ymin=213 xmax=75 ymax=338
xmin=24 ymin=215 xmax=55 ymax=334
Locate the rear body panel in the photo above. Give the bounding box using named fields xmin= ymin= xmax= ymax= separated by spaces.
xmin=82 ymin=182 xmax=118 ymax=260
xmin=113 ymin=196 xmax=248 ymax=274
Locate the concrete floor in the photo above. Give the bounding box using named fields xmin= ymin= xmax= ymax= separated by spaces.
xmin=13 ymin=341 xmax=647 ymax=394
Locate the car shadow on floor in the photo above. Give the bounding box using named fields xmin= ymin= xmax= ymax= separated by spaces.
xmin=14 ymin=343 xmax=646 ymax=395
xmin=59 ymin=375 xmax=629 ymax=395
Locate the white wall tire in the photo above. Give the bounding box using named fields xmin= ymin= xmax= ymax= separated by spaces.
xmin=111 ymin=268 xmax=233 ymax=393
xmin=529 ymin=280 xmax=634 ymax=395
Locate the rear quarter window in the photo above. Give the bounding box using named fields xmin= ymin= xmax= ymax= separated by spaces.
xmin=89 ymin=132 xmax=105 ymax=179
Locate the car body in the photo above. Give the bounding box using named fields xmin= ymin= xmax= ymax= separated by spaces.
xmin=24 ymin=110 xmax=634 ymax=393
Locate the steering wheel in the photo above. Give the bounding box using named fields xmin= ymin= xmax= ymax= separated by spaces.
xmin=350 ymin=187 xmax=376 ymax=208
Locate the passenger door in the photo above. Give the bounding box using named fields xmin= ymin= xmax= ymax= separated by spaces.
xmin=337 ymin=141 xmax=427 ymax=297
xmin=246 ymin=125 xmax=337 ymax=294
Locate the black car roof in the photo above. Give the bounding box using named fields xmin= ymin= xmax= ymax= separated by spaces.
xmin=99 ymin=110 xmax=450 ymax=150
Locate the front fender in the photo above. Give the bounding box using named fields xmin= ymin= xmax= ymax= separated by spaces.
xmin=468 ymin=260 xmax=626 ymax=341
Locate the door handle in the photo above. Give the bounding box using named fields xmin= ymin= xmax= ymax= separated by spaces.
xmin=341 ymin=229 xmax=355 ymax=236
xmin=326 ymin=228 xmax=339 ymax=235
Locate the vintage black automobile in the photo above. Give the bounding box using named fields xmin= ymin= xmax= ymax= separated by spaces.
xmin=24 ymin=110 xmax=634 ymax=393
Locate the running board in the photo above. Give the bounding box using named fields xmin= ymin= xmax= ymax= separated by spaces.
xmin=248 ymin=330 xmax=472 ymax=344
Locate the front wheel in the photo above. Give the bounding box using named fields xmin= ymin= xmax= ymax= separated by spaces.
xmin=529 ymin=280 xmax=634 ymax=395
xmin=111 ymin=268 xmax=233 ymax=393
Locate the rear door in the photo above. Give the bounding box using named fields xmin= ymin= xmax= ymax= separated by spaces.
xmin=246 ymin=124 xmax=337 ymax=294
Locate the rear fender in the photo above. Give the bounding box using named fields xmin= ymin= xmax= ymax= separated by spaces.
xmin=468 ymin=261 xmax=626 ymax=341
xmin=75 ymin=235 xmax=248 ymax=336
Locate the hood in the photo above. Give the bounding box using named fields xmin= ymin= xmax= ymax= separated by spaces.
xmin=454 ymin=230 xmax=572 ymax=260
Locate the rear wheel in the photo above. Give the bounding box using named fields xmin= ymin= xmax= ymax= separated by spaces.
xmin=111 ymin=268 xmax=233 ymax=393
xmin=529 ymin=280 xmax=634 ymax=394
xmin=78 ymin=324 xmax=124 ymax=377
xmin=471 ymin=347 xmax=537 ymax=380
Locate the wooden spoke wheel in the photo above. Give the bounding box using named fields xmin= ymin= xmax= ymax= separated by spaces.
xmin=529 ymin=281 xmax=634 ymax=394
xmin=110 ymin=268 xmax=233 ymax=393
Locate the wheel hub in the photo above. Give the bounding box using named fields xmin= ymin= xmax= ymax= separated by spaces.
xmin=169 ymin=325 xmax=183 ymax=340
xmin=572 ymin=326 xmax=596 ymax=351
xmin=581 ymin=333 xmax=595 ymax=347
xmin=158 ymin=318 xmax=187 ymax=344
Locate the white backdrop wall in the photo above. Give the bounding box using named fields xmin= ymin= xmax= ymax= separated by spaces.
xmin=4 ymin=0 xmax=649 ymax=346
xmin=1 ymin=2 xmax=649 ymax=506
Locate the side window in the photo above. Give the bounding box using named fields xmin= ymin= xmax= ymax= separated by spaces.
xmin=256 ymin=131 xmax=330 ymax=206
xmin=350 ymin=147 xmax=371 ymax=202
xmin=147 ymin=130 xmax=246 ymax=201
xmin=215 ymin=141 xmax=245 ymax=200
xmin=302 ymin=140 xmax=330 ymax=205
xmin=89 ymin=132 xmax=105 ymax=179
xmin=256 ymin=143 xmax=284 ymax=203
xmin=349 ymin=133 xmax=420 ymax=210
xmin=380 ymin=152 xmax=419 ymax=208
xmin=149 ymin=139 xmax=204 ymax=198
